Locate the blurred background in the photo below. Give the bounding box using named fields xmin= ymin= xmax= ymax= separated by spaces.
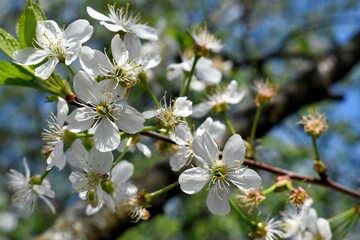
xmin=0 ymin=0 xmax=359 ymax=239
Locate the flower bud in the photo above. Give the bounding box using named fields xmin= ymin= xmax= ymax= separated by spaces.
xmin=313 ymin=160 xmax=327 ymax=177
xmin=274 ymin=175 xmax=293 ymax=192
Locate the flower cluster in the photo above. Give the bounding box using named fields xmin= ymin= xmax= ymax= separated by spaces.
xmin=5 ymin=2 xmax=343 ymax=239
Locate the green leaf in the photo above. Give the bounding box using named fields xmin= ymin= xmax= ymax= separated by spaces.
xmin=0 ymin=60 xmax=40 ymax=88
xmin=17 ymin=0 xmax=46 ymax=48
xmin=0 ymin=29 xmax=20 ymax=59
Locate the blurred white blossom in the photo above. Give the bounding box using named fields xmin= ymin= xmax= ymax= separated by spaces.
xmin=192 ymin=80 xmax=246 ymax=118
xmin=7 ymin=158 xmax=55 ymax=214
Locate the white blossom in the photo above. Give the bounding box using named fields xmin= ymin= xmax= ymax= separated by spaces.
xmin=190 ymin=25 xmax=223 ymax=53
xmin=281 ymin=198 xmax=332 ymax=240
xmin=169 ymin=124 xmax=194 ymax=171
xmin=192 ymin=80 xmax=246 ymax=118
xmin=254 ymin=218 xmax=284 ymax=240
xmin=13 ymin=20 xmax=93 ymax=79
xmin=110 ymin=161 xmax=149 ymax=222
xmin=196 ymin=117 xmax=227 ymax=144
xmin=42 ymin=97 xmax=68 ymax=170
xmin=179 ymin=132 xmax=262 ymax=215
xmin=169 ymin=117 xmax=226 ymax=171
xmin=80 ymin=34 xmax=144 ymax=97
xmin=143 ymin=96 xmax=192 ymax=129
xmin=167 ymin=56 xmax=222 ymax=91
xmin=111 ymin=160 xmax=137 ymax=202
xmin=87 ymin=4 xmax=157 ymax=57
xmin=7 ymin=158 xmax=55 ymax=214
xmin=68 ymin=140 xmax=115 ymax=215
xmin=66 ymin=71 xmax=145 ymax=152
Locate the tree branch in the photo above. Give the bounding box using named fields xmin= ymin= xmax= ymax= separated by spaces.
xmin=38 ymin=30 xmax=360 ymax=240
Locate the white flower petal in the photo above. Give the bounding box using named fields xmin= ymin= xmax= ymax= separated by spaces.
xmin=101 ymin=189 xmax=115 ymax=212
xmin=98 ymin=79 xmax=126 ymax=100
xmin=192 ymin=132 xmax=218 ymax=166
xmin=206 ymin=185 xmax=231 ymax=216
xmin=111 ymin=34 xmax=129 ymax=65
xmin=174 ymin=97 xmax=192 ymax=117
xmin=179 ymin=167 xmax=209 ymax=194
xmin=130 ymin=24 xmax=158 ymax=41
xmin=101 ymin=21 xmax=126 ymax=32
xmin=317 ymin=218 xmax=332 ymax=240
xmin=190 ymin=79 xmax=206 ymax=91
xmin=65 ymin=19 xmax=93 ymax=44
xmin=88 ymin=146 xmax=113 ymax=174
xmin=170 ymin=124 xmax=193 ymax=145
xmin=142 ymin=110 xmax=156 ymax=119
xmin=114 ymin=106 xmax=145 ymax=133
xmin=57 ymin=97 xmax=68 ymax=127
xmin=35 ymin=57 xmax=59 ymax=79
xmin=222 ymin=134 xmax=245 ymax=165
xmin=223 ymin=80 xmax=246 ymax=104
xmin=36 ymin=20 xmax=62 ymax=44
xmin=69 ymin=172 xmax=88 ymax=193
xmin=191 ymin=101 xmax=213 ymax=118
xmin=86 ymin=204 xmax=102 ymax=216
xmin=228 ymin=168 xmax=262 ymax=192
xmin=111 ymin=160 xmax=134 ymax=183
xmin=46 ymin=141 xmax=66 ymax=170
xmin=196 ymin=117 xmax=227 ymax=143
xmin=117 ymin=138 xmax=127 ymax=153
xmin=38 ymin=194 xmax=56 ymax=214
xmin=143 ymin=54 xmax=161 ymax=70
xmin=64 ymin=43 xmax=81 ymax=65
xmin=80 ymin=46 xmax=113 ymax=76
xmin=170 ymin=148 xmax=191 ymax=171
xmin=167 ymin=62 xmax=185 ymax=81
xmin=136 ymin=143 xmax=152 ymax=158
xmin=33 ymin=181 xmax=55 ymax=198
xmin=86 ymin=6 xmax=113 ymax=21
xmin=67 ymin=139 xmax=90 ymax=169
xmin=195 ymin=58 xmax=222 ymax=85
xmin=93 ymin=118 xmax=120 ymax=152
xmin=66 ymin=108 xmax=94 ymax=132
xmin=124 ymin=33 xmax=141 ymax=59
xmin=23 ymin=157 xmax=30 ymax=179
xmin=13 ymin=48 xmax=47 ymax=65
xmin=74 ymin=71 xmax=102 ymax=103
xmin=208 ymin=120 xmax=227 ymax=143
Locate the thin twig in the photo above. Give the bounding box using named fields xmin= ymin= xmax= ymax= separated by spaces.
xmin=141 ymin=131 xmax=360 ymax=199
